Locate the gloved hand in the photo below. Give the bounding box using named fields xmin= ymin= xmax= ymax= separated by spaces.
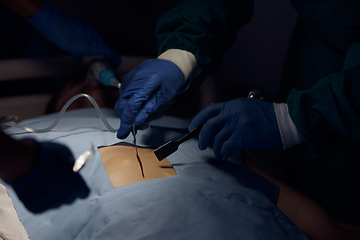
xmin=189 ymin=98 xmax=283 ymax=160
xmin=115 ymin=59 xmax=184 ymax=139
xmin=26 ymin=0 xmax=121 ymax=68
xmin=4 ymin=141 xmax=90 ymax=213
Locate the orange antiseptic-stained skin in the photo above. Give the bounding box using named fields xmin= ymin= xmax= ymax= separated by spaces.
xmin=99 ymin=144 xmax=177 ymax=188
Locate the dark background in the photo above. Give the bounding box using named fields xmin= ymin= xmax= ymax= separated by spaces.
xmin=0 ymin=0 xmax=298 ymax=118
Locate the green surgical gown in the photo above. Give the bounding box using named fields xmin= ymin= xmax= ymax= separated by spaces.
xmin=155 ymin=0 xmax=360 ymax=224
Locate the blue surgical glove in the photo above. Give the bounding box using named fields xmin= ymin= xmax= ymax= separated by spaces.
xmin=189 ymin=98 xmax=283 ymax=160
xmin=26 ymin=0 xmax=121 ymax=68
xmin=4 ymin=141 xmax=90 ymax=213
xmin=115 ymin=59 xmax=184 ymax=139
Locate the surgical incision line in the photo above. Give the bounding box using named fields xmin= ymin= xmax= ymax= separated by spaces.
xmin=132 ymin=124 xmax=144 ymax=178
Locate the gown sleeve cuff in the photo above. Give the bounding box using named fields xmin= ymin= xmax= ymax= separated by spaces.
xmin=273 ymin=103 xmax=303 ymax=150
xmin=157 ymin=49 xmax=197 ymax=84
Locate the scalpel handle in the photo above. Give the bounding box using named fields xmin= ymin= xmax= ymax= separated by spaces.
xmin=178 ymin=126 xmax=202 ymax=144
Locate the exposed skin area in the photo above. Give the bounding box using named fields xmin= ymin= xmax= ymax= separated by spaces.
xmin=99 ymin=144 xmax=176 ymax=188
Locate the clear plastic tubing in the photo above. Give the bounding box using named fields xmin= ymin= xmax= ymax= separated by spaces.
xmin=4 ymin=93 xmax=118 ymax=133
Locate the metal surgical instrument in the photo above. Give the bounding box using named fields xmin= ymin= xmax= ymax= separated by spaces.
xmin=132 ymin=124 xmax=144 ymax=178
xmin=73 ymin=143 xmax=96 ymax=172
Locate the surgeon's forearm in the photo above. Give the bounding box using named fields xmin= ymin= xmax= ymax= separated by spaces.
xmin=156 ymin=0 xmax=253 ymax=78
xmin=1 ymin=0 xmax=44 ymax=18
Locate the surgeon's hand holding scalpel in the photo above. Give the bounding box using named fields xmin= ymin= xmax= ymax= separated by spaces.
xmin=0 ymin=132 xmax=90 ymax=213
xmin=115 ymin=49 xmax=196 ymax=139
xmin=189 ymin=98 xmax=303 ymax=160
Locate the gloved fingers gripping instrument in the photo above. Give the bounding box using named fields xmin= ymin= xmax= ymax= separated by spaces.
xmin=115 ymin=59 xmax=184 ymax=139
